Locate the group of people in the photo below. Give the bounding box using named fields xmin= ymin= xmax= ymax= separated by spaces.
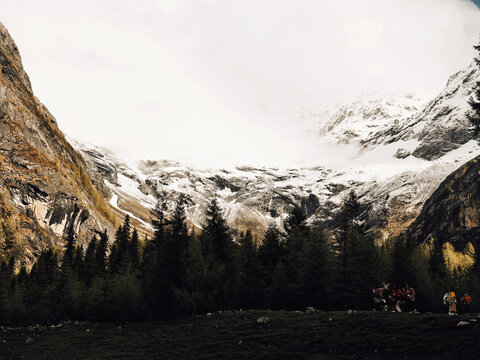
xmin=443 ymin=288 xmax=473 ymax=315
xmin=373 ymin=284 xmax=474 ymax=314
xmin=372 ymin=283 xmax=416 ymax=313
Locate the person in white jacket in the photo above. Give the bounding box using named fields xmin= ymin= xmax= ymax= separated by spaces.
xmin=443 ymin=291 xmax=450 ymax=313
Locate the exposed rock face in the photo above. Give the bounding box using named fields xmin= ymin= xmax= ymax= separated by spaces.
xmin=71 ymin=142 xmax=330 ymax=239
xmin=0 ymin=22 xmax=116 ymax=263
xmin=73 ymin=136 xmax=480 ymax=244
xmin=408 ymin=155 xmax=480 ymax=248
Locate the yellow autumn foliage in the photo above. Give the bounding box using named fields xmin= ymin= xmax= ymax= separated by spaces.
xmin=0 ymin=188 xmax=25 ymax=260
xmin=443 ymin=242 xmax=474 ymax=272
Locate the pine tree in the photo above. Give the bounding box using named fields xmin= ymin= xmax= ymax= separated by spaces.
xmin=109 ymin=226 xmax=121 ymax=273
xmin=336 ymin=191 xmax=360 ymax=304
xmin=17 ymin=265 xmax=28 ymax=285
xmin=334 ymin=190 xmax=378 ymax=309
xmin=390 ymin=235 xmax=411 ymax=287
xmin=120 ymin=215 xmax=131 ymax=257
xmin=299 ymin=221 xmax=332 ymax=309
xmin=141 ymin=195 xmax=171 ymax=318
xmin=200 ymin=197 xmax=235 ymax=310
xmin=95 ymin=230 xmax=109 ymax=275
xmin=168 ymin=195 xmax=189 ymax=288
xmin=468 ymin=40 xmax=480 ymax=136
xmin=284 ymin=205 xmax=309 ymax=238
xmin=130 ymin=228 xmax=140 ymax=271
xmin=270 ymin=205 xmax=309 ymax=309
xmin=59 ymin=225 xmax=85 ymax=319
xmin=7 ymin=256 xmax=15 ymax=292
xmin=151 ymin=194 xmax=168 ymax=248
xmin=83 ymin=235 xmax=98 ymax=285
xmin=237 ymin=230 xmax=261 ymax=308
xmin=110 ymin=216 xmax=132 ymax=273
xmin=25 ymin=249 xmax=60 ymax=317
xmin=62 ymin=224 xmax=76 ymax=270
xmin=429 ymin=237 xmax=448 ymax=283
xmin=0 ymin=260 xmax=11 ymax=311
xmin=74 ymin=246 xmax=84 ymax=275
xmin=258 ymin=223 xmax=282 ymax=296
xmin=202 ymin=197 xmax=233 ymax=263
xmin=352 ymin=229 xmax=380 ymax=309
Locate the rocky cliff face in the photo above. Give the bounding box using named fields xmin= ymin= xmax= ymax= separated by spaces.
xmin=0 ymin=22 xmax=116 ymax=263
xmin=408 ymin=154 xmax=480 ymax=249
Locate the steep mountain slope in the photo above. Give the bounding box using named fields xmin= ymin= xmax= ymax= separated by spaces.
xmin=363 ymin=62 xmax=478 ymax=159
xmin=408 ymin=154 xmax=480 ymax=248
xmin=0 ymin=22 xmax=117 ymax=263
xmin=73 ymin=55 xmax=480 ymax=242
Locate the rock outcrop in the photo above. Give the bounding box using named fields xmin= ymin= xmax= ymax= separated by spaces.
xmin=0 ymin=22 xmax=116 ymax=263
xmin=408 ymin=154 xmax=480 ymax=248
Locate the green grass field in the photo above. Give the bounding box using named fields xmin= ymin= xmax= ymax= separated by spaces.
xmin=2 ymin=310 xmax=480 ymax=359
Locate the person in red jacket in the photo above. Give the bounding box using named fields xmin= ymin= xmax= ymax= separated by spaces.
xmin=461 ymin=293 xmax=472 ymax=314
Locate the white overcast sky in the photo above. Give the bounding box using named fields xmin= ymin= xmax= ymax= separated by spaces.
xmin=1 ymin=0 xmax=480 ymax=166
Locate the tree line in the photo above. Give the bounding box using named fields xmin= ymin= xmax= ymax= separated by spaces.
xmin=0 ymin=191 xmax=479 ymax=325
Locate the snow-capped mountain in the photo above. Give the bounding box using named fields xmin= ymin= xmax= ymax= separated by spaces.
xmin=306 ymin=92 xmax=427 ymax=146
xmin=363 ymin=62 xmax=478 ymax=160
xmin=2 ymin=13 xmax=478 ymax=268
xmin=72 ymin=60 xmax=480 ymax=242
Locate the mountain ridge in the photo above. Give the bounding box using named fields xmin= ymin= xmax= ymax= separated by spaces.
xmin=72 ymin=57 xmax=480 ymax=242
xmin=0 ymin=17 xmax=479 ymax=264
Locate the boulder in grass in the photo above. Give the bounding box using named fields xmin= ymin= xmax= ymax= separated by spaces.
xmin=257 ymin=317 xmax=270 ymax=325
xmin=26 ymin=337 xmax=34 ymax=344
xmin=457 ymin=321 xmax=471 ymax=327
xmin=306 ymin=307 xmax=316 ymax=313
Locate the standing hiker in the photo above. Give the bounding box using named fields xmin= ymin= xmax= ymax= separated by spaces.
xmin=461 ymin=293 xmax=472 ymax=314
xmin=405 ymin=284 xmax=416 ymax=312
xmin=448 ymin=287 xmax=457 ymax=315
xmin=443 ymin=290 xmax=450 ymax=314
xmin=390 ymin=286 xmax=404 ymax=312
xmin=373 ymin=287 xmax=386 ymax=311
